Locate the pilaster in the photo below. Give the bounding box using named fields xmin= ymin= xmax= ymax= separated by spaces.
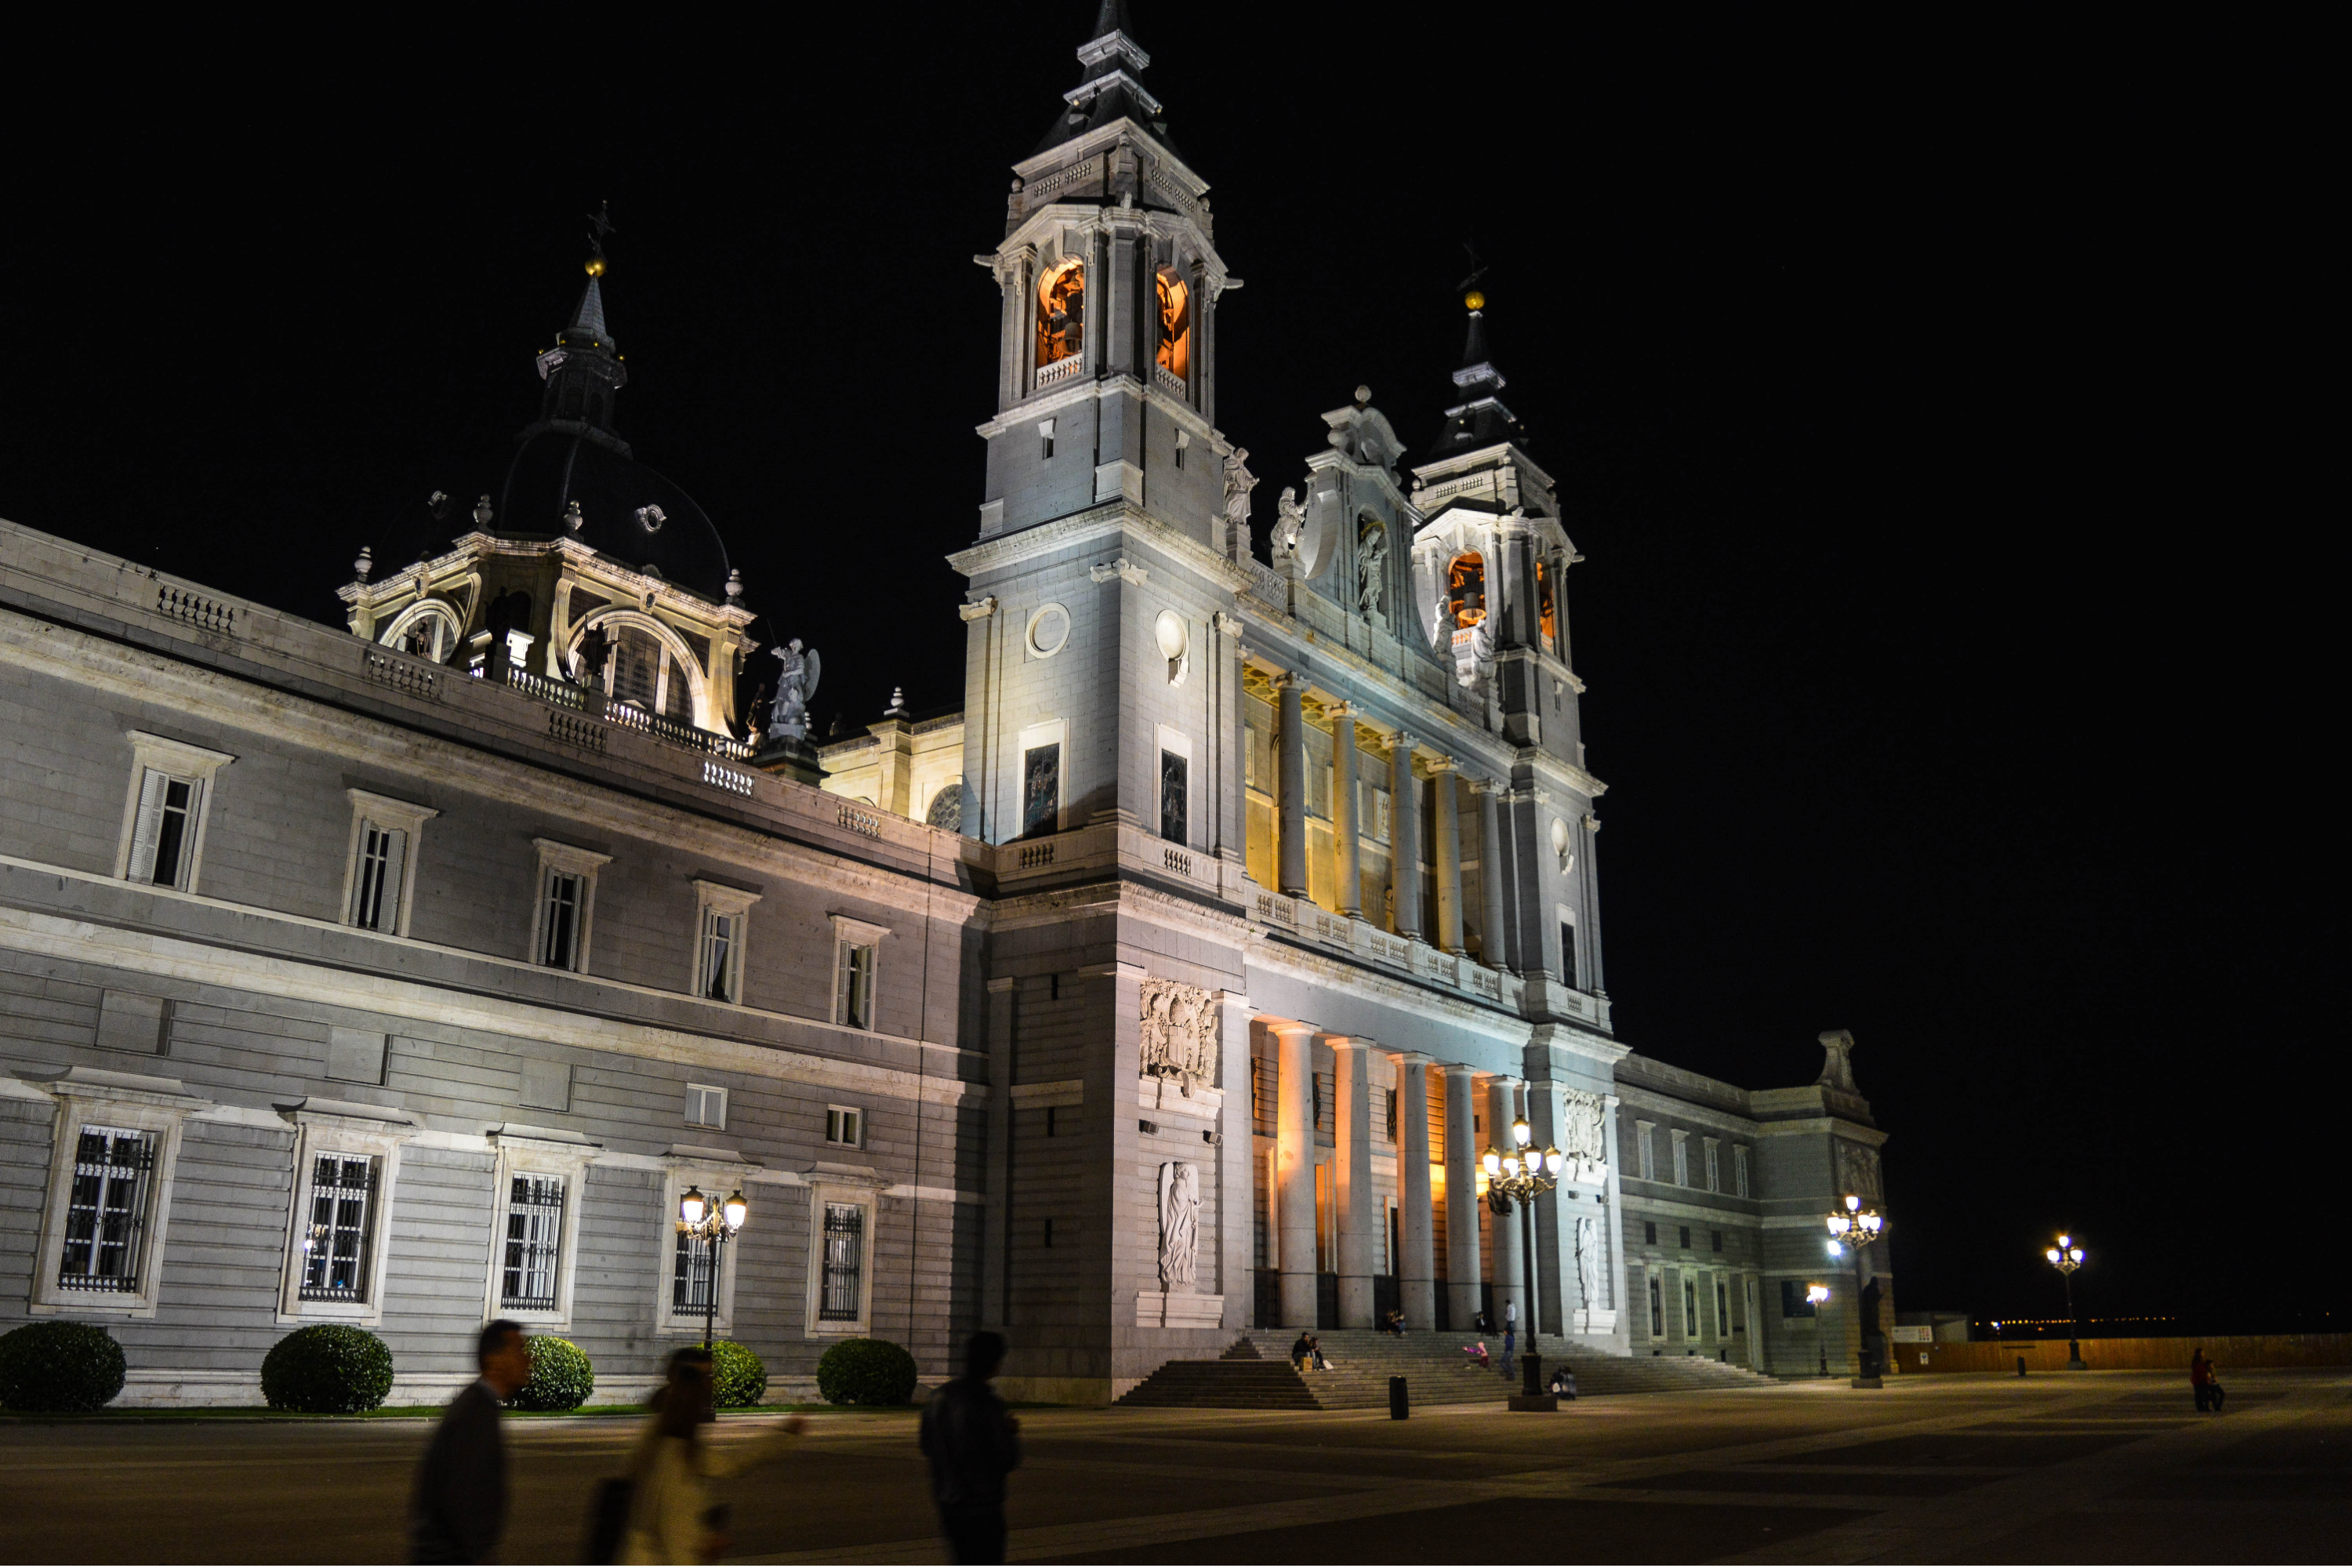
xmin=1395 ymin=1052 xmax=1436 ymax=1329
xmin=1214 ymin=991 xmax=1254 ymax=1330
xmin=1330 ymin=1036 xmax=1375 ymax=1329
xmin=1276 ymin=671 xmax=1308 ymax=897
xmin=1432 ymin=757 xmax=1465 ymax=955
xmin=1329 ymin=702 xmax=1359 ymax=916
xmin=1390 ymin=731 xmax=1421 ymax=938
xmin=1272 ymin=1021 xmax=1317 ymax=1328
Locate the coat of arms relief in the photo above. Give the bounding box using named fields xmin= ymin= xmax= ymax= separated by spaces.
xmin=1138 ymin=977 xmax=1218 ymax=1094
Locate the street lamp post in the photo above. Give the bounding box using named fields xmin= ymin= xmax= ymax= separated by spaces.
xmin=2045 ymin=1235 xmax=2086 ymax=1369
xmin=1806 ymin=1284 xmax=1832 ymax=1376
xmin=1824 ymin=1194 xmax=1886 ymax=1387
xmin=1483 ymin=1112 xmax=1566 ymax=1404
xmin=676 ymin=1185 xmax=750 ymax=1352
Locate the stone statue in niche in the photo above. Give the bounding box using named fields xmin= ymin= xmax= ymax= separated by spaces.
xmin=1220 ymin=448 xmax=1258 ymax=560
xmin=764 ymin=639 xmax=822 ymax=743
xmin=1159 ymin=1161 xmax=1200 ymax=1291
xmin=1270 ymin=487 xmax=1305 ymax=561
xmin=1835 ymin=1140 xmax=1882 ymax=1203
xmin=1817 ymin=1029 xmax=1860 ymax=1093
xmin=1574 ymin=1214 xmax=1598 ymax=1304
xmin=1356 ymin=520 xmax=1388 ymax=616
xmin=1138 ymin=976 xmax=1218 ymax=1095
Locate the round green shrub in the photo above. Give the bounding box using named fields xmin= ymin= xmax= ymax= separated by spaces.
xmin=816 ymin=1338 xmax=916 ymax=1406
xmin=711 ymin=1339 xmax=768 ymax=1408
xmin=0 ymin=1321 xmax=126 ymax=1412
xmin=511 ymin=1335 xmax=594 ymax=1412
xmin=260 ymin=1324 xmax=394 ymax=1414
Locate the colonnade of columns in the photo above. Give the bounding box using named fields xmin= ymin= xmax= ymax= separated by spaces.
xmin=1262 ymin=1030 xmax=1584 ymax=1334
xmin=1265 ymin=673 xmax=1512 ymax=965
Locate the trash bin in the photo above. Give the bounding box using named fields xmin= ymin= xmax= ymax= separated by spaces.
xmin=1388 ymin=1375 xmax=1409 ymax=1421
xmin=2016 ymin=1355 xmax=2028 ymax=1377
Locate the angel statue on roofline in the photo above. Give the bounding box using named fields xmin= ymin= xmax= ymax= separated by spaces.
xmin=766 ymin=639 xmax=822 ymax=743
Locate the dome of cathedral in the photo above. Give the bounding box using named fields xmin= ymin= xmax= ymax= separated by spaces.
xmin=493 ymin=427 xmax=732 ymax=602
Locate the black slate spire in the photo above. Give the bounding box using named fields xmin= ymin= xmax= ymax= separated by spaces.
xmin=1035 ymin=0 xmax=1167 ymax=155
xmin=528 ymin=238 xmax=630 ymax=453
xmin=1428 ymin=289 xmax=1530 ymax=457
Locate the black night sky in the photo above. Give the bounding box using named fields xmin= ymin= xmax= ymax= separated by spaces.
xmin=2 ymin=12 xmax=2333 ymax=1328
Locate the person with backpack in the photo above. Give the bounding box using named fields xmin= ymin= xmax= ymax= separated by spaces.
xmin=598 ymin=1347 xmax=804 ymax=1564
xmin=919 ymin=1332 xmax=1024 ymax=1565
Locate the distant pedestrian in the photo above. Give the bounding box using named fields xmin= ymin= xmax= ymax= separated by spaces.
xmin=1501 ymin=1301 xmax=1518 ymax=1377
xmin=1461 ymin=1341 xmax=1490 ymax=1370
xmin=920 ymin=1331 xmax=1024 ymax=1566
xmin=2190 ymin=1348 xmax=2213 ymax=1412
xmin=410 ymin=1319 xmax=531 ymax=1563
xmin=617 ymin=1348 xmax=804 ymax=1563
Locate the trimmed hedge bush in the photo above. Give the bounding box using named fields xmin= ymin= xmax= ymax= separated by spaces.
xmin=0 ymin=1321 xmax=126 ymax=1412
xmin=816 ymin=1338 xmax=916 ymax=1406
xmin=512 ymin=1335 xmax=594 ymax=1413
xmin=711 ymin=1340 xmax=768 ymax=1408
xmin=260 ymin=1324 xmax=394 ymax=1414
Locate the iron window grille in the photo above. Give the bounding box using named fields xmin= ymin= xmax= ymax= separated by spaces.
xmin=818 ymin=1202 xmax=865 ymax=1323
xmin=501 ymin=1175 xmax=565 ymax=1312
xmin=299 ymin=1154 xmax=378 ymax=1302
xmin=59 ymin=1127 xmax=154 ymax=1292
xmin=672 ymin=1228 xmax=716 ymax=1315
xmin=1684 ymin=1276 xmax=1700 ymax=1338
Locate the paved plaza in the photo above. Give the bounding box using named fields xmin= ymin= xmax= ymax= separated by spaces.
xmin=2 ymin=1370 xmax=2345 ymax=1564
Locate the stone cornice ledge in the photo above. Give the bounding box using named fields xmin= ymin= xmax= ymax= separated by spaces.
xmin=949 ymin=504 xmax=1255 ymax=597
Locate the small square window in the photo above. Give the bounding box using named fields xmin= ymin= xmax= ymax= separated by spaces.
xmin=684 ymin=1083 xmax=728 ymax=1131
xmin=826 ymin=1107 xmax=862 ymax=1149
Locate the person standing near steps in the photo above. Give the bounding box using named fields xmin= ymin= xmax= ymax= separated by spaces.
xmin=920 ymin=1332 xmax=1024 ymax=1564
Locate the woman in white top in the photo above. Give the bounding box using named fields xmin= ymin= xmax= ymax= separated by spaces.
xmin=620 ymin=1348 xmax=805 ymax=1564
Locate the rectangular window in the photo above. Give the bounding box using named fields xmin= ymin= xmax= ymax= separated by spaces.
xmin=672 ymin=1229 xmax=716 ymax=1314
xmin=1735 ymin=1145 xmax=1751 ymax=1198
xmin=1561 ymin=920 xmax=1578 ymax=988
xmin=1022 ymin=742 xmax=1062 ymax=837
xmin=541 ymin=870 xmax=586 ymax=969
xmin=1782 ymin=1279 xmax=1818 ymax=1319
xmin=1253 ymin=1055 xmax=1277 ymax=1136
xmin=350 ymin=824 xmax=406 ymax=931
xmin=698 ymin=908 xmax=739 ymax=1002
xmin=1637 ymin=1121 xmax=1656 ymax=1181
xmin=59 ymin=1127 xmax=155 ymax=1293
xmin=684 ymin=1083 xmax=728 ymax=1131
xmin=500 ymin=1175 xmax=564 ymax=1312
xmin=1385 ymin=1088 xmax=1398 ymax=1143
xmin=1711 ymin=1229 xmax=1724 ymax=1253
xmin=1044 ymin=1215 xmax=1055 ymax=1247
xmin=1643 ymin=1220 xmax=1658 ymax=1246
xmin=1684 ymin=1276 xmax=1700 ymax=1338
xmin=1648 ymin=1273 xmax=1664 ymax=1338
xmin=1160 ymin=750 xmax=1189 ymax=845
xmin=129 ymin=771 xmax=201 ymax=890
xmin=1678 ymin=1225 xmax=1692 ymax=1250
xmin=1717 ymin=1278 xmax=1731 ymax=1338
xmin=818 ymin=1202 xmax=865 ymax=1322
xmin=297 ymin=1154 xmax=379 ymax=1302
xmin=1704 ymin=1139 xmax=1721 ymax=1193
xmin=837 ymin=942 xmax=877 ymax=1029
xmin=1313 ymin=1070 xmax=1334 ymax=1135
xmin=1045 ymin=1105 xmax=1058 ymax=1138
xmin=1672 ymin=1132 xmax=1690 ymax=1187
xmin=826 ymin=1107 xmax=862 ymax=1149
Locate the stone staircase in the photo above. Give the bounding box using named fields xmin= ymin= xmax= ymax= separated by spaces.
xmin=1115 ymin=1330 xmax=1780 ymax=1410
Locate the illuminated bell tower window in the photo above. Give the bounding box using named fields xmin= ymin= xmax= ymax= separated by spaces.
xmin=1447 ymin=553 xmax=1487 ymax=627
xmin=1155 ymin=267 xmax=1190 ymax=383
xmin=1537 ymin=557 xmax=1556 ymax=651
xmin=1036 ymin=259 xmax=1085 ymax=371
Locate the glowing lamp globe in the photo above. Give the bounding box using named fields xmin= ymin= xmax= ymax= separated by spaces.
xmin=721 ymin=1190 xmax=749 ymax=1232
xmin=678 ymin=1186 xmax=707 ymax=1227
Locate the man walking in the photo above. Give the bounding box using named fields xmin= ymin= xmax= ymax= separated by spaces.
xmin=412 ymin=1319 xmax=531 ymax=1563
xmin=919 ymin=1331 xmax=1023 ymax=1565
xmin=1501 ymin=1300 xmax=1518 ymax=1378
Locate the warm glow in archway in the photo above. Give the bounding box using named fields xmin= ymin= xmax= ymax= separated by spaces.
xmin=1537 ymin=557 xmax=1556 ymax=649
xmin=1037 ymin=259 xmax=1085 ymax=368
xmin=1156 ymin=268 xmax=1190 ymax=381
xmin=1448 ymin=553 xmax=1487 ymax=627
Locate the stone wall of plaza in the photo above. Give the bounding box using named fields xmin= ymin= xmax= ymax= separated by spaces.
xmin=0 ymin=521 xmax=989 ymax=1406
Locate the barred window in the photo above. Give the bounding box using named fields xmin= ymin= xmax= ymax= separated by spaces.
xmin=818 ymin=1202 xmax=865 ymax=1322
xmin=672 ymin=1229 xmax=716 ymax=1315
xmin=1313 ymin=1070 xmax=1334 ymax=1135
xmin=1251 ymin=1054 xmax=1277 ymax=1136
xmin=1683 ymin=1275 xmax=1700 ymax=1338
xmin=501 ymin=1175 xmax=565 ymax=1312
xmin=299 ymin=1154 xmax=378 ymax=1302
xmin=1385 ymin=1088 xmax=1398 ymax=1143
xmin=60 ymin=1127 xmax=154 ymax=1292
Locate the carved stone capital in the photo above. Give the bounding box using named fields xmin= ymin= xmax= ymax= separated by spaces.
xmin=1583 ymin=813 xmax=1602 ymax=833
xmin=958 ymin=596 xmax=999 ymax=622
xmin=1425 ymin=753 xmax=1457 ymax=774
xmin=1211 ymin=611 xmax=1244 ymax=637
xmin=1275 ymin=669 xmax=1305 ymax=691
xmin=1089 ymin=557 xmax=1149 ymax=586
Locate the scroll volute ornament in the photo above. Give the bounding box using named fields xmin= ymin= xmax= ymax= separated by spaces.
xmin=1138 ymin=977 xmax=1218 ymax=1094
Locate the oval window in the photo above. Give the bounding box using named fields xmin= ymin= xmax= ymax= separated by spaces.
xmin=1026 ymin=602 xmax=1072 ymax=659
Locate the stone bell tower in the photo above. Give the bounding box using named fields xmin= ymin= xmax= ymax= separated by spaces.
xmin=955 ymin=0 xmax=1243 ymax=847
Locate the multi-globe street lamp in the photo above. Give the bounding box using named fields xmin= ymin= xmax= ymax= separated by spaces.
xmin=2045 ymin=1234 xmax=2086 ymax=1369
xmin=1482 ymin=1113 xmax=1566 ymax=1394
xmin=676 ymin=1185 xmax=749 ymax=1352
xmin=1824 ymin=1193 xmax=1886 ymax=1383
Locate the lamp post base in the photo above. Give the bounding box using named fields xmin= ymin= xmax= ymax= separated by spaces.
xmin=1508 ymin=1394 xmax=1561 ymax=1412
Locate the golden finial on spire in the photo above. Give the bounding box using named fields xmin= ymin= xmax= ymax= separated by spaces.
xmin=1464 ymin=289 xmax=1486 ymax=311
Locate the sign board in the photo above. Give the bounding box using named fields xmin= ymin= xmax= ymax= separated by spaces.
xmin=1890 ymin=1325 xmax=1933 ymax=1343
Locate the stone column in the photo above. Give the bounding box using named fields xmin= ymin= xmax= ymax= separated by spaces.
xmin=1389 ymin=731 xmax=1421 ymax=938
xmin=1214 ymin=992 xmax=1254 ymax=1330
xmin=1276 ymin=672 xmax=1308 ymax=898
xmin=1432 ymin=758 xmax=1465 ymax=955
xmin=1581 ymin=814 xmax=1606 ymax=993
xmin=1331 ymin=1037 xmax=1375 ymax=1328
xmin=1329 ymin=702 xmax=1360 ymax=916
xmin=1486 ymin=1076 xmax=1526 ymax=1338
xmin=1212 ymin=615 xmax=1245 ymax=866
xmin=1472 ymin=778 xmax=1510 ymax=971
xmin=1443 ymin=1064 xmax=1483 ymax=1331
xmin=1273 ymin=1022 xmax=1318 ymax=1327
xmin=1599 ymin=1091 xmax=1626 ymax=1348
xmin=1396 ymin=1052 xmax=1437 ymax=1330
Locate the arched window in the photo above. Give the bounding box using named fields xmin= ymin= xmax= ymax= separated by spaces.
xmin=1447 ymin=553 xmax=1487 ymax=628
xmin=1036 ymin=259 xmax=1085 ymax=369
xmin=1155 ymin=267 xmax=1190 ymax=382
xmin=1537 ymin=557 xmax=1557 ymax=652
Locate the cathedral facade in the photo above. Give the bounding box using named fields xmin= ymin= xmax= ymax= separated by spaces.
xmin=0 ymin=6 xmax=1890 ymax=1407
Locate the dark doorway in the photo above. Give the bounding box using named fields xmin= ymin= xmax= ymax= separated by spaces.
xmin=1253 ymin=1269 xmax=1279 ymax=1330
xmin=1316 ymin=1272 xmax=1338 ymax=1329
xmin=1374 ymin=1274 xmax=1400 ymax=1327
